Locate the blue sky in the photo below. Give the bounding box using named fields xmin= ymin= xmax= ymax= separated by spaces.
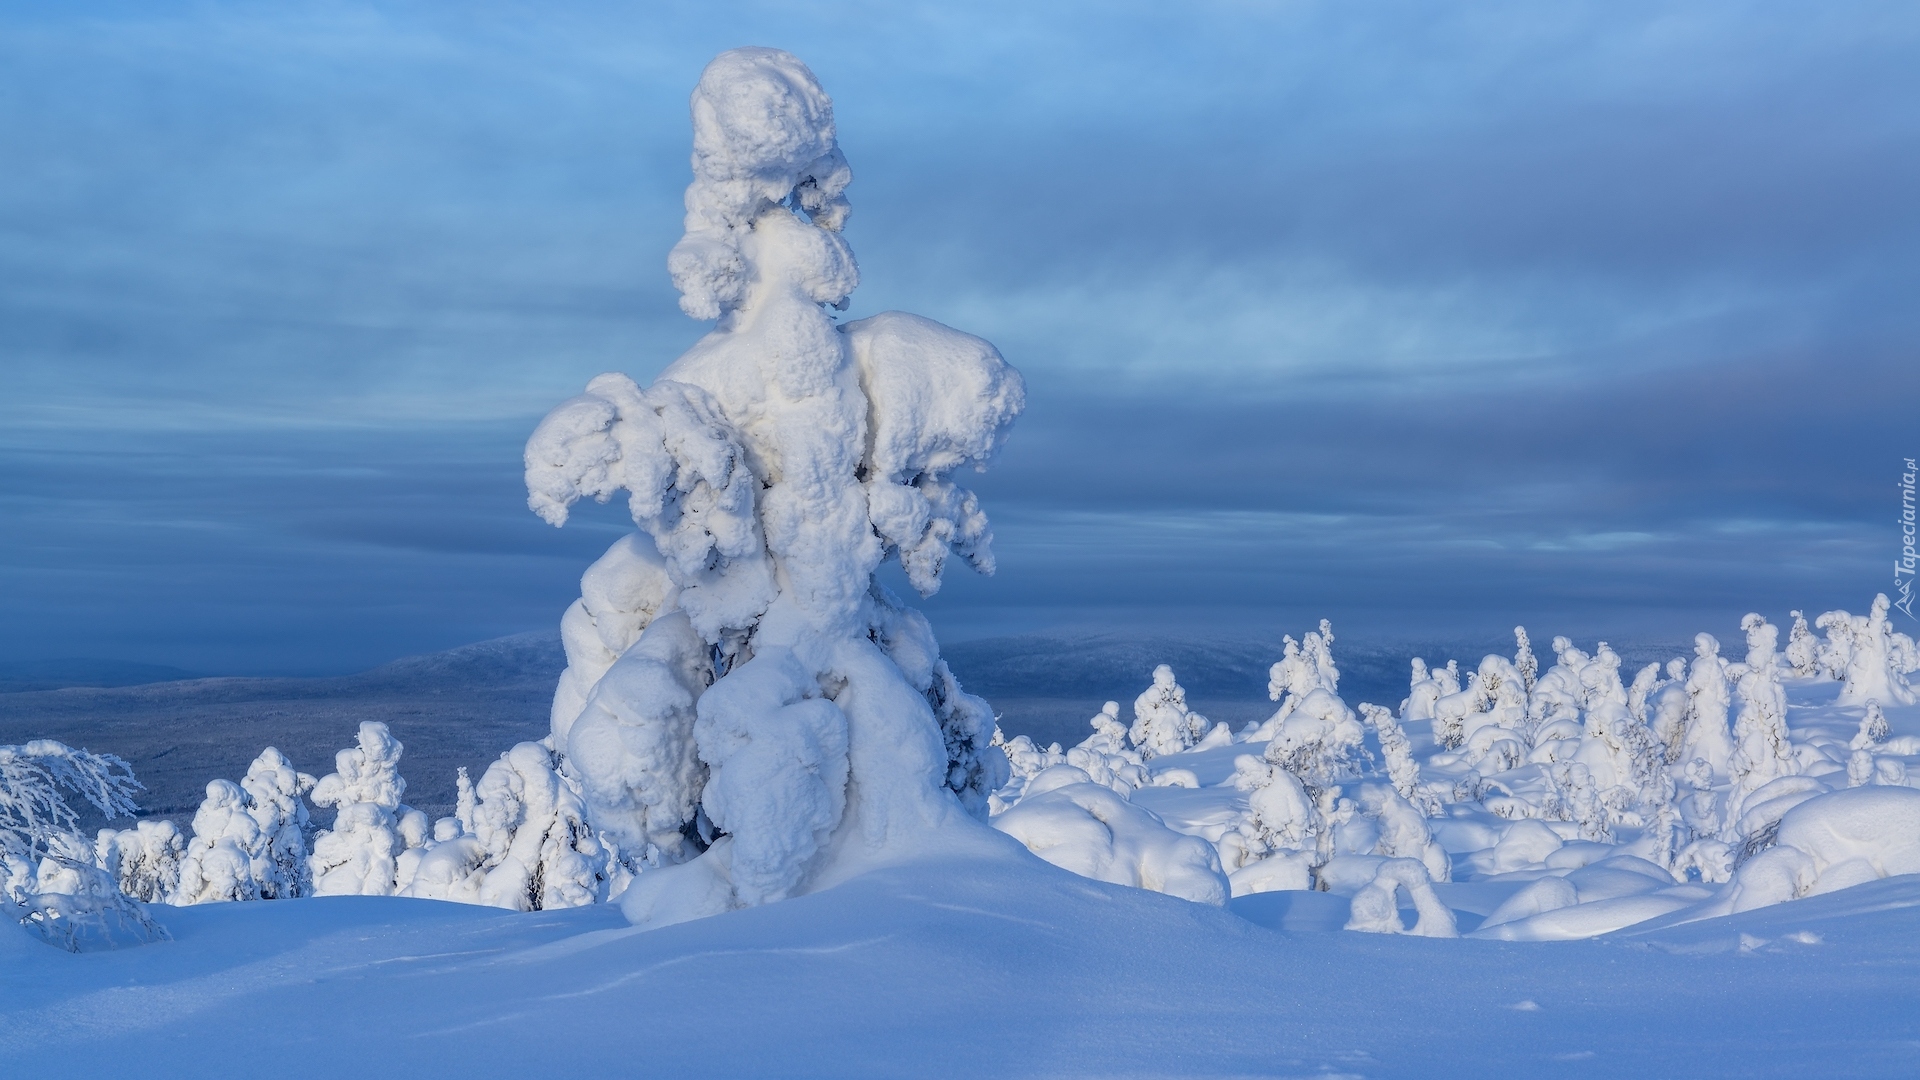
xmin=2 ymin=1 xmax=1916 ymax=674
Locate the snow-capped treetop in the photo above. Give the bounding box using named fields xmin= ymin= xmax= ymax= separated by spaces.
xmin=1739 ymin=613 xmax=1780 ymax=674
xmin=1578 ymin=644 xmax=1627 ymax=710
xmin=310 ymin=722 xmax=406 ymax=812
xmin=240 ymin=748 xmax=316 ymax=900
xmin=1513 ymin=626 xmax=1538 ymax=697
xmin=1131 ymin=665 xmax=1208 ymax=759
xmin=1304 ymin=620 xmax=1339 ymax=691
xmin=671 ymin=47 xmax=852 ymax=322
xmin=1 ymin=740 xmax=140 ymax=862
xmin=1815 ymin=609 xmax=1855 ymax=681
xmin=1083 ymin=702 xmax=1130 ymax=755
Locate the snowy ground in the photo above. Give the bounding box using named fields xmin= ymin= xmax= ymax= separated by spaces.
xmin=7 ymin=846 xmax=1920 ymax=1078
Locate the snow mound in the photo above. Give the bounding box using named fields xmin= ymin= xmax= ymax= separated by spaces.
xmin=991 ymin=776 xmax=1229 ymax=905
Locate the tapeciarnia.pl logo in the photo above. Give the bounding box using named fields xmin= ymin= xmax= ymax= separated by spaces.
xmin=1898 ymin=456 xmax=1917 ymax=620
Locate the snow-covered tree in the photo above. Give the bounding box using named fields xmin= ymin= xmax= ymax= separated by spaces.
xmin=173 ymin=747 xmax=318 ymax=904
xmin=94 ymin=820 xmax=184 ymax=904
xmin=1513 ymin=626 xmax=1538 ymax=698
xmin=308 ymin=722 xmax=420 ymax=897
xmin=174 ymin=780 xmax=268 ymax=904
xmin=1727 ymin=615 xmax=1795 ymax=797
xmin=241 ymin=748 xmax=316 ymax=898
xmin=1358 ymin=703 xmax=1429 ymax=810
xmin=467 ymin=741 xmax=608 ymax=910
xmin=1401 ymin=657 xmax=1443 ymax=721
xmin=1082 ymin=701 xmax=1129 ymax=754
xmin=1344 ymin=858 xmax=1456 ymax=937
xmin=1627 ymin=662 xmax=1660 ymax=726
xmin=1645 ymin=658 xmax=1690 ymax=762
xmin=1057 ymin=704 xmax=1150 ymax=798
xmin=1681 ymin=633 xmax=1736 ymax=776
xmin=1784 ymin=610 xmax=1820 ymax=677
xmin=1852 ymin=700 xmax=1890 ymax=751
xmin=1815 ymin=609 xmax=1855 ymax=680
xmin=1224 ymin=755 xmax=1317 ymax=867
xmin=1835 ymin=595 xmax=1918 ymax=707
xmin=1130 ymin=665 xmax=1209 ymax=759
xmin=1247 ymin=622 xmax=1355 ymax=760
xmin=526 ymin=49 xmax=1022 ymax=922
xmin=1 ymin=739 xmax=163 ymax=950
xmin=1264 ymin=690 xmax=1366 ymax=787
xmin=1527 ymin=639 xmax=1586 ymax=732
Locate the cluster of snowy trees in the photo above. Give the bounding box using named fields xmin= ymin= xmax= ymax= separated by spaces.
xmin=988 ymin=621 xmax=1447 ymax=916
xmin=984 ymin=594 xmax=1920 ymax=937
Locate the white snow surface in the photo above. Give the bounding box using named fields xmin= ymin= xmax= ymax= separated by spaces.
xmin=9 ymin=851 xmax=1920 ymax=1078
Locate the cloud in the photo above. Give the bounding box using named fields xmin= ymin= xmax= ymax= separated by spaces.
xmin=2 ymin=1 xmax=1914 ymax=670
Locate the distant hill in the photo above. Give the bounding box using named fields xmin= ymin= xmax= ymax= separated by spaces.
xmin=0 ymin=658 xmax=201 ymax=694
xmin=0 ymin=633 xmax=566 ymax=828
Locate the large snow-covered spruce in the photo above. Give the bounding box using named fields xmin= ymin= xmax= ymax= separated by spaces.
xmin=526 ymin=48 xmax=1022 ymax=924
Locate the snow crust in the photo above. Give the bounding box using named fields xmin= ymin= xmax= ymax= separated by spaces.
xmin=11 ymin=853 xmax=1920 ymax=1078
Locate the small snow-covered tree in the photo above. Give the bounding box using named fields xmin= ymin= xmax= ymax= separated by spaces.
xmin=1815 ymin=609 xmax=1855 ymax=680
xmin=1627 ymin=662 xmax=1661 ymax=726
xmin=1527 ymin=639 xmax=1586 ymax=732
xmin=1848 ymin=747 xmax=1877 ymax=788
xmin=1401 ymin=657 xmax=1438 ymax=721
xmin=1836 ymin=595 xmax=1918 ymax=707
xmin=1358 ymin=703 xmax=1427 ymax=809
xmin=464 ymin=741 xmax=609 ymax=910
xmin=1727 ymin=615 xmax=1795 ymax=798
xmin=174 ymin=747 xmax=317 ymax=904
xmin=173 ymin=780 xmax=268 ymax=904
xmin=1 ymin=739 xmax=163 ymax=950
xmin=1130 ymin=665 xmax=1209 ymax=759
xmin=1681 ymin=633 xmax=1736 ymax=776
xmin=1225 ymin=755 xmax=1317 ymax=868
xmin=526 ymin=49 xmax=1022 ymax=921
xmin=1081 ymin=701 xmax=1129 ymax=754
xmin=1645 ymin=658 xmax=1690 ymax=762
xmin=1061 ymin=704 xmax=1150 ymax=797
xmin=1264 ymin=690 xmax=1367 ymax=787
xmin=1543 ymin=761 xmax=1610 ymax=842
xmin=1344 ymin=858 xmax=1456 ymax=937
xmin=1784 ymin=610 xmax=1820 ymax=677
xmin=1514 ymin=626 xmax=1538 ymax=698
xmin=95 ymin=820 xmax=184 ymax=904
xmin=241 ymin=748 xmax=316 ymax=898
xmin=1852 ymin=700 xmax=1890 ymax=751
xmin=1303 ymin=620 xmax=1339 ymax=692
xmin=308 ymin=722 xmax=419 ymax=897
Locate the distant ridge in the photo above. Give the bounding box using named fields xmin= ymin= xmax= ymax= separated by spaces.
xmin=0 ymin=632 xmax=566 ymax=827
xmin=0 ymin=658 xmax=201 ymax=694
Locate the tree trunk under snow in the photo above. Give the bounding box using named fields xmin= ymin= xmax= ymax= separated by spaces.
xmin=525 ymin=48 xmax=1023 ymax=926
